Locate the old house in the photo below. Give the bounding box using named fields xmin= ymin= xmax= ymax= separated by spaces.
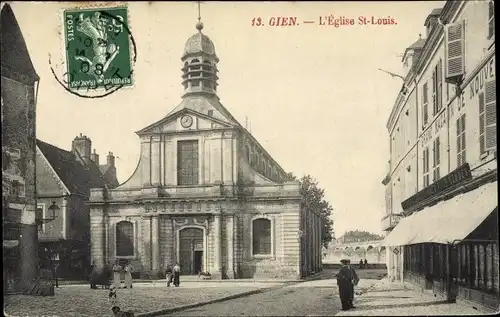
xmin=36 ymin=135 xmax=118 ymax=279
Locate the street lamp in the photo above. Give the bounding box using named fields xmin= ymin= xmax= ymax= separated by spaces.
xmin=37 ymin=201 xmax=60 ymax=232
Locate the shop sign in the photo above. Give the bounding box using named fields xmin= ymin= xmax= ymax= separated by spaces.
xmin=401 ymin=163 xmax=472 ymax=211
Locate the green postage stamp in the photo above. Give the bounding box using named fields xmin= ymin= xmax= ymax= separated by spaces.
xmin=63 ymin=6 xmax=133 ymax=91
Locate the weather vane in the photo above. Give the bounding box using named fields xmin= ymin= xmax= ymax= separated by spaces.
xmin=197 ymin=0 xmax=201 ymax=22
xmin=196 ymin=1 xmax=204 ymax=32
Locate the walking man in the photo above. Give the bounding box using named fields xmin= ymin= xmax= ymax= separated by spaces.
xmin=336 ymin=259 xmax=359 ymax=310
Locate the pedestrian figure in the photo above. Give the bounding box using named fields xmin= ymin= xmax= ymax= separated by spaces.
xmin=336 ymin=259 xmax=359 ymax=311
xmin=359 ymin=259 xmax=364 ymax=269
xmin=124 ymin=261 xmax=134 ymax=289
xmin=112 ymin=260 xmax=122 ymax=289
xmin=90 ymin=261 xmax=97 ymax=289
xmin=165 ymin=265 xmax=173 ymax=287
xmin=111 ymin=306 xmax=134 ymax=317
xmin=364 ymin=259 xmax=368 ymax=269
xmin=173 ymin=263 xmax=181 ymax=287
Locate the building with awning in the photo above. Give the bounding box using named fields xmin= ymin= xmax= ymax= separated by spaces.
xmin=380 ymin=0 xmax=497 ymax=312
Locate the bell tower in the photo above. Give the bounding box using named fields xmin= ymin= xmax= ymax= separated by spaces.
xmin=181 ymin=3 xmax=219 ymax=99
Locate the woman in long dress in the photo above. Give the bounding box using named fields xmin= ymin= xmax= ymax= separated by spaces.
xmin=173 ymin=263 xmax=181 ymax=287
xmin=124 ymin=261 xmax=134 ymax=289
xmin=112 ymin=260 xmax=122 ymax=289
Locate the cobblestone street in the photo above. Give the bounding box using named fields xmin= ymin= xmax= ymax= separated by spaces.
xmin=3 ymin=281 xmax=281 ymax=317
xmin=167 ymin=279 xmax=343 ymax=316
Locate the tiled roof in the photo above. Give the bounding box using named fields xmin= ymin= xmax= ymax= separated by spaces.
xmin=36 ymin=139 xmax=108 ymax=195
xmin=0 ymin=3 xmax=39 ymax=84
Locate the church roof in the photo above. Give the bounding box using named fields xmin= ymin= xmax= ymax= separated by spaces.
xmin=36 ymin=139 xmax=109 ymax=196
xmin=182 ymin=23 xmax=217 ymax=58
xmin=0 ymin=3 xmax=39 ymax=84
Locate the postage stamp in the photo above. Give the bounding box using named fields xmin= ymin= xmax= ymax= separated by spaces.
xmin=62 ymin=6 xmax=133 ymax=91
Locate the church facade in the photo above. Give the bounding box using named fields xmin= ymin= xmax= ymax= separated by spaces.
xmin=88 ymin=21 xmax=323 ymax=280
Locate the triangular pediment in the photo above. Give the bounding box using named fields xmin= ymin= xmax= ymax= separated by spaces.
xmin=136 ymin=107 xmax=234 ymax=135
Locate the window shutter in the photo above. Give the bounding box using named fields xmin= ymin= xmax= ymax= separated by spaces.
xmin=432 ymin=69 xmax=437 ymax=115
xmin=436 ymin=137 xmax=440 ymax=165
xmin=423 ymin=82 xmax=429 ymax=125
xmin=479 ymin=93 xmax=486 ymax=154
xmin=484 ymin=80 xmax=497 ymax=151
xmin=445 ymin=21 xmax=465 ymax=80
xmin=457 ymin=118 xmax=462 ymax=166
xmin=438 ymin=59 xmax=443 ymax=110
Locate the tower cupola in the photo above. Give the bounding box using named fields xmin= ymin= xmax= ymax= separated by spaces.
xmin=181 ymin=13 xmax=219 ymax=99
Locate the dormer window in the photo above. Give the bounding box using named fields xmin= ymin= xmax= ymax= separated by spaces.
xmin=488 ymin=1 xmax=495 ymax=39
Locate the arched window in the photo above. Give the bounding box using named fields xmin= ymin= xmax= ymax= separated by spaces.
xmin=116 ymin=221 xmax=134 ymax=257
xmin=252 ymin=218 xmax=272 ymax=255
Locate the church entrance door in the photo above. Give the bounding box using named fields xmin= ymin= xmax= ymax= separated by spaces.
xmin=179 ymin=228 xmax=204 ymax=275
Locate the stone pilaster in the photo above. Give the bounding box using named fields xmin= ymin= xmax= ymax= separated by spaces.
xmin=163 ymin=216 xmax=174 ymax=269
xmin=151 ymin=136 xmax=160 ymax=186
xmin=226 ymin=215 xmax=234 ymax=279
xmin=90 ymin=207 xmax=106 ymax=268
xmin=213 ymin=214 xmax=222 ymax=279
xmin=151 ymin=215 xmax=160 ymax=276
xmin=104 ymin=214 xmax=109 ymax=265
xmin=141 ymin=216 xmax=151 ymax=272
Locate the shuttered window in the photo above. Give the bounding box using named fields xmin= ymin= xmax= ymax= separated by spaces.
xmin=488 ymin=1 xmax=495 ymax=40
xmin=437 ymin=59 xmax=443 ymax=111
xmin=445 ymin=21 xmax=465 ymax=79
xmin=457 ymin=114 xmax=466 ymax=167
xmin=432 ymin=69 xmax=437 ymax=115
xmin=433 ymin=137 xmax=441 ymax=182
xmin=422 ymin=82 xmax=429 ymax=126
xmin=484 ymin=80 xmax=497 ymax=152
xmin=423 ymin=147 xmax=430 ymax=187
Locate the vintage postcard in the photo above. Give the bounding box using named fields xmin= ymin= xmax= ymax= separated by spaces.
xmin=2 ymin=1 xmax=498 ymax=317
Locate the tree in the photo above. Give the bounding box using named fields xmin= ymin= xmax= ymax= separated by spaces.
xmin=285 ymin=173 xmax=334 ymax=248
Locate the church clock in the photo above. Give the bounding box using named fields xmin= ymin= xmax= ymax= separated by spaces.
xmin=180 ymin=115 xmax=193 ymax=128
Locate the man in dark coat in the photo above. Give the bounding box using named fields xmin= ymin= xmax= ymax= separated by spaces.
xmin=336 ymin=259 xmax=359 ymax=310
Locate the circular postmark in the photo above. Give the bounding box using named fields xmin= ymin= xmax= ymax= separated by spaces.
xmin=50 ymin=6 xmax=137 ymax=99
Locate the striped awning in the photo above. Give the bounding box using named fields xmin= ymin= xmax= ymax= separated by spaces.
xmin=383 ymin=181 xmax=497 ymax=246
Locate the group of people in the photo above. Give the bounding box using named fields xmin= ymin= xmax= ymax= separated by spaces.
xmin=359 ymin=258 xmax=369 ymax=269
xmin=89 ymin=260 xmax=135 ymax=290
xmin=165 ymin=263 xmax=181 ymax=287
xmin=336 ymin=258 xmax=360 ymax=311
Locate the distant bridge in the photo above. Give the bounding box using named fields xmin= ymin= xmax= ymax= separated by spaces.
xmin=323 ymin=240 xmax=386 ymax=265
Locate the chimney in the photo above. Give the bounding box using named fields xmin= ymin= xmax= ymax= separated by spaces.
xmin=72 ymin=133 xmax=92 ymax=163
xmin=107 ymin=151 xmax=115 ymax=167
xmin=90 ymin=149 xmax=99 ymax=166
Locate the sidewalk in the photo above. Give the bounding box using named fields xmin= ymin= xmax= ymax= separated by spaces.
xmin=335 ymin=278 xmax=488 ymax=316
xmin=57 ymin=270 xmax=330 ymax=286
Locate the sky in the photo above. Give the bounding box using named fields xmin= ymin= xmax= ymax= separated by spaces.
xmin=10 ymin=1 xmax=445 ymax=237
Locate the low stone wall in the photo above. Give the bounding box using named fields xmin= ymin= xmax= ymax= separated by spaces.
xmin=240 ymin=257 xmax=299 ymax=280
